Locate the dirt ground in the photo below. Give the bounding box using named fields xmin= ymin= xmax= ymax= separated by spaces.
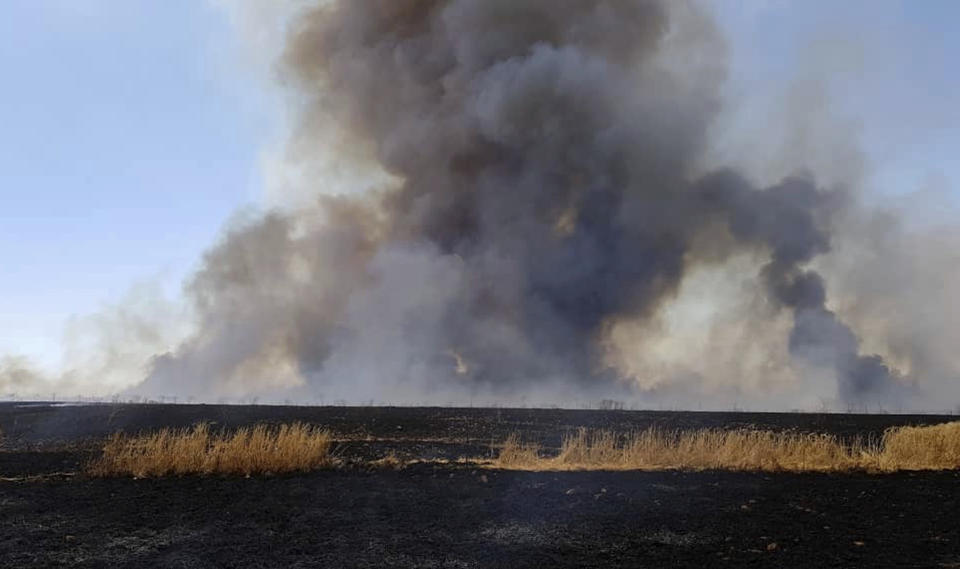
xmin=1 ymin=403 xmax=959 ymax=568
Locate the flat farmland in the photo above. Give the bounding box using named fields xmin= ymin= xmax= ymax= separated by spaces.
xmin=1 ymin=403 xmax=958 ymax=568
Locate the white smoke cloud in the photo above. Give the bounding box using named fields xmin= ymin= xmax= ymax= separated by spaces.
xmin=0 ymin=281 xmax=188 ymax=398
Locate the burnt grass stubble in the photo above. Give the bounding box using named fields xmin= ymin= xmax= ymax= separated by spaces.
xmin=1 ymin=403 xmax=959 ymax=568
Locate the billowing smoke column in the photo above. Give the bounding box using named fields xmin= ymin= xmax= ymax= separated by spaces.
xmin=694 ymin=170 xmax=907 ymax=403
xmin=137 ymin=0 xmax=908 ymax=405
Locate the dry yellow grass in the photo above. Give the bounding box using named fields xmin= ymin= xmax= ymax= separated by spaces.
xmin=496 ymin=421 xmax=960 ymax=473
xmin=497 ymin=432 xmax=542 ymax=465
xmin=879 ymin=421 xmax=960 ymax=471
xmin=89 ymin=422 xmax=333 ymax=477
xmin=368 ymin=451 xmax=404 ymax=470
xmin=85 ymin=419 xmax=960 ymax=477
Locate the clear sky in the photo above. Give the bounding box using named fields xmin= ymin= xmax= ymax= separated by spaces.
xmin=1 ymin=1 xmax=958 ymax=383
xmin=0 ymin=1 xmax=273 ymax=364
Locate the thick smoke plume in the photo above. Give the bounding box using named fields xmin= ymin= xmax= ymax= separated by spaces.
xmin=132 ymin=0 xmax=911 ymax=406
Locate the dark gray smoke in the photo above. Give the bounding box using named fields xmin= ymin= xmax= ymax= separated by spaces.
xmin=132 ymin=0 xmax=910 ymax=405
xmin=694 ymin=170 xmax=908 ymax=403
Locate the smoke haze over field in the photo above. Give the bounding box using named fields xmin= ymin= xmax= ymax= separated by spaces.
xmin=4 ymin=1 xmax=959 ymax=410
xmin=134 ymin=0 xmax=911 ymax=407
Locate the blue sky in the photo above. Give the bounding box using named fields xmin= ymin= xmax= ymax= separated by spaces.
xmin=1 ymin=1 xmax=958 ymax=376
xmin=711 ymin=1 xmax=960 ymax=206
xmin=0 ymin=1 xmax=272 ymax=362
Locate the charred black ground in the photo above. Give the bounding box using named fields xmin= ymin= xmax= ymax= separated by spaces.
xmin=2 ymin=403 xmax=959 ymax=568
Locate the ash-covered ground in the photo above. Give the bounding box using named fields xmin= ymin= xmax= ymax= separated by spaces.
xmin=1 ymin=403 xmax=959 ymax=568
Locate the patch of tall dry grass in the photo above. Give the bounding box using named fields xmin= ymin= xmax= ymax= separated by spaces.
xmin=497 ymin=433 xmax=541 ymax=465
xmin=879 ymin=421 xmax=960 ymax=471
xmin=89 ymin=422 xmax=333 ymax=478
xmin=496 ymin=421 xmax=960 ymax=473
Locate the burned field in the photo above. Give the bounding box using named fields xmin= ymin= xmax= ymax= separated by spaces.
xmin=2 ymin=403 xmax=960 ymax=568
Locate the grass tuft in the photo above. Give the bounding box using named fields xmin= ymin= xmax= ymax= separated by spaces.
xmin=496 ymin=421 xmax=960 ymax=473
xmin=498 ymin=432 xmax=542 ymax=466
xmin=88 ymin=422 xmax=333 ymax=478
xmin=369 ymin=451 xmax=404 ymax=470
xmin=879 ymin=421 xmax=960 ymax=470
